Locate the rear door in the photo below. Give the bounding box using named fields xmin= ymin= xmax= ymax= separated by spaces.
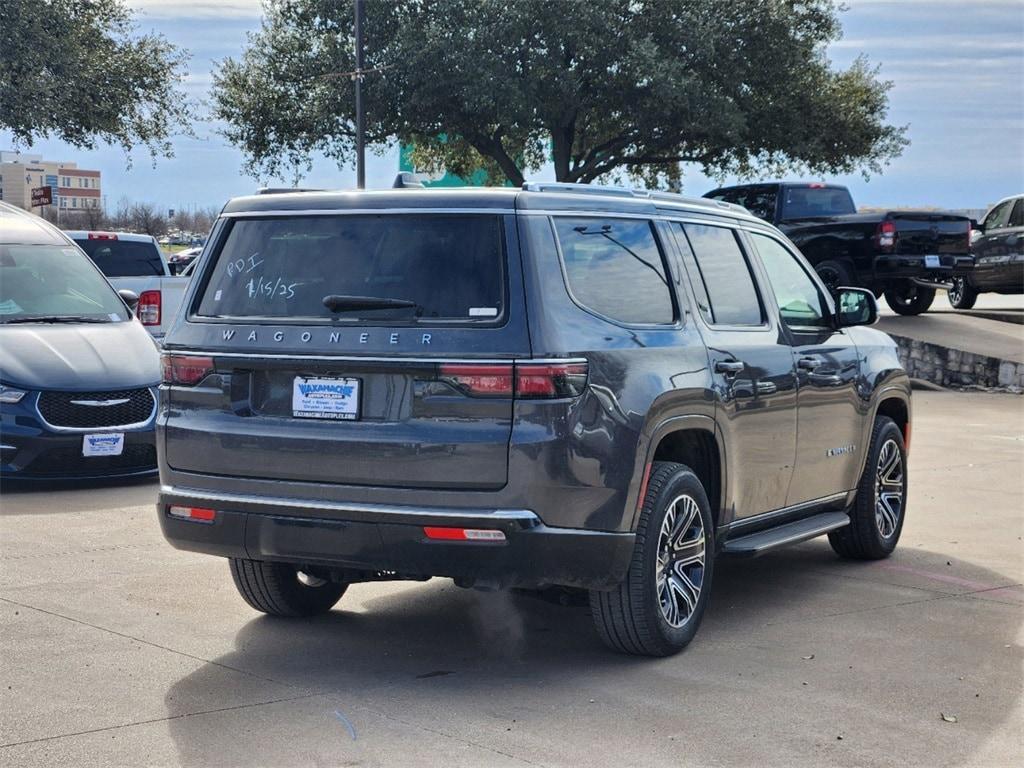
xmin=745 ymin=231 xmax=862 ymax=505
xmin=163 ymin=212 xmax=528 ymax=490
xmin=672 ymin=221 xmax=797 ymax=518
xmin=975 ymin=199 xmax=1016 ymax=261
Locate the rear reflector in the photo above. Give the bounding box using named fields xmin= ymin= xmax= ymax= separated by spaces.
xmin=138 ymin=289 xmax=161 ymax=326
xmin=161 ymin=354 xmax=215 ymax=385
xmin=168 ymin=506 xmax=216 ymax=523
xmin=423 ymin=526 xmax=506 ymax=542
xmin=438 ymin=361 xmax=588 ymax=399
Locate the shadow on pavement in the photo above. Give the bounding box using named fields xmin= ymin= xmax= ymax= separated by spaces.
xmin=163 ymin=543 xmax=1021 ymax=766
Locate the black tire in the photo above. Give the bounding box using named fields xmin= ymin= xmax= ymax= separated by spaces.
xmin=229 ymin=558 xmax=347 ymax=617
xmin=589 ymin=461 xmax=714 ymax=656
xmin=814 ymin=260 xmax=855 ymax=296
xmin=947 ymin=277 xmax=979 ymax=310
xmin=829 ymin=416 xmax=908 ymax=560
xmin=884 ymin=282 xmax=936 ymax=315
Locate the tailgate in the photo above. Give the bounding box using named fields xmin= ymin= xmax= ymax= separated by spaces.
xmin=891 ymin=213 xmax=970 ymax=255
xmin=162 ymin=210 xmax=528 ymax=490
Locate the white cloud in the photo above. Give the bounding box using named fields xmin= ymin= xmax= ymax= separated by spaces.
xmin=129 ymin=0 xmax=263 ymax=20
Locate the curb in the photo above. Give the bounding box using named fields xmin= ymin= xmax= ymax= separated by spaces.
xmin=889 ymin=334 xmax=1024 ymax=393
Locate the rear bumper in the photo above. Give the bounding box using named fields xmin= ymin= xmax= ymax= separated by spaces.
xmin=873 ymin=253 xmax=973 ymax=283
xmin=157 ymin=485 xmax=635 ymax=590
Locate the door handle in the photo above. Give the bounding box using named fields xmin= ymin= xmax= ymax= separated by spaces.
xmin=797 ymin=356 xmax=823 ymax=371
xmin=715 ymin=359 xmax=745 ymax=375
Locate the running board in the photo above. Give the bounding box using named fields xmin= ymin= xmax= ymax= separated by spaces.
xmin=721 ymin=511 xmax=850 ymax=558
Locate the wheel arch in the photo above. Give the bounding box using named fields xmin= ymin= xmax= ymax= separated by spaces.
xmin=631 ymin=416 xmax=726 ymax=534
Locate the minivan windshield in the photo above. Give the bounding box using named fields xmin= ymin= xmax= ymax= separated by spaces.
xmin=0 ymin=244 xmax=129 ymax=323
xmin=196 ymin=214 xmax=505 ymax=322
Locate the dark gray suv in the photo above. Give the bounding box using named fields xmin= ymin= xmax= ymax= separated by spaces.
xmin=157 ymin=183 xmax=911 ymax=656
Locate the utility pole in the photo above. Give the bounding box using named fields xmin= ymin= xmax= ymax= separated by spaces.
xmin=354 ymin=0 xmax=366 ymax=189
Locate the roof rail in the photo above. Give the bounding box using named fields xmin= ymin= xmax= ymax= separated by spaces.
xmin=521 ymin=180 xmax=747 ymax=214
xmin=255 ymin=187 xmax=325 ymax=195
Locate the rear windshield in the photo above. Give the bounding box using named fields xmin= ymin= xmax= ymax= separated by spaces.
xmin=74 ymin=238 xmax=165 ymax=277
xmin=196 ymin=215 xmax=505 ymax=323
xmin=0 ymin=244 xmax=129 ymax=323
xmin=780 ymin=186 xmax=856 ymax=219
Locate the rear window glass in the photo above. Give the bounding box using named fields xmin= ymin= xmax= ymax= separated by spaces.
xmin=553 ymin=217 xmax=674 ymax=325
xmin=780 ymin=186 xmax=856 ymax=219
xmin=678 ymin=223 xmax=764 ymax=326
xmin=74 ymin=238 xmax=164 ymax=277
xmin=196 ymin=215 xmax=505 ymax=322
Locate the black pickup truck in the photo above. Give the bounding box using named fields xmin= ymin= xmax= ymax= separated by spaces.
xmin=703 ymin=182 xmax=974 ymax=315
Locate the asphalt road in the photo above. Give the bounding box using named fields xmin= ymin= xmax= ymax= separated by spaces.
xmin=1 ymin=391 xmax=1021 ymax=767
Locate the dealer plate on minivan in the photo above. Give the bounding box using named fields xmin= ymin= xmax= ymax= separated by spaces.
xmin=292 ymin=377 xmax=360 ymax=420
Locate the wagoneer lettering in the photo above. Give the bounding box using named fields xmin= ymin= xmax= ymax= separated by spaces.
xmin=157 ymin=184 xmax=911 ymax=656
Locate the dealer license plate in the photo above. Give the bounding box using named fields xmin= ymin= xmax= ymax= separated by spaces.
xmin=82 ymin=433 xmax=125 ymax=457
xmin=292 ymin=376 xmax=360 ymax=420
xmin=924 ymin=255 xmax=941 ymax=268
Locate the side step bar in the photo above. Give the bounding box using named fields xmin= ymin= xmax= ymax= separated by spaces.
xmin=721 ymin=511 xmax=850 ymax=558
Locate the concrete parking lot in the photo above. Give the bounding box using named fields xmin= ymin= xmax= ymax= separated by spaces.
xmin=1 ymin=390 xmax=1021 ymax=767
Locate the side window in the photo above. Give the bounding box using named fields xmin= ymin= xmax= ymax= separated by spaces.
xmin=984 ymin=200 xmax=1013 ymax=230
xmin=678 ymin=223 xmax=764 ymax=326
xmin=750 ymin=233 xmax=831 ymax=331
xmin=553 ymin=217 xmax=674 ymax=324
xmin=1008 ymin=198 xmax=1023 ymax=228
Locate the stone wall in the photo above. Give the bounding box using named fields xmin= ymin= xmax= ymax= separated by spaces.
xmin=890 ymin=334 xmax=1024 ymax=392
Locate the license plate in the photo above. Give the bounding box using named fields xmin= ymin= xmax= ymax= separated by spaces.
xmin=292 ymin=376 xmax=360 ymax=420
xmin=924 ymin=255 xmax=941 ymax=268
xmin=82 ymin=433 xmax=125 ymax=457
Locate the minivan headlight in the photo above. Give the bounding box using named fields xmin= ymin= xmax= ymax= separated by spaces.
xmin=0 ymin=385 xmax=27 ymax=404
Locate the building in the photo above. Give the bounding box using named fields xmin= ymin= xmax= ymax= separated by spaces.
xmin=0 ymin=150 xmax=102 ymax=215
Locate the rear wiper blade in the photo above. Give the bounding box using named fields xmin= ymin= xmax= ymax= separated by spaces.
xmin=323 ymin=294 xmax=419 ymax=312
xmin=2 ymin=315 xmax=111 ymax=324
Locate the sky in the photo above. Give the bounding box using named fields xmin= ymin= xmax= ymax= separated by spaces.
xmin=2 ymin=0 xmax=1022 ymax=213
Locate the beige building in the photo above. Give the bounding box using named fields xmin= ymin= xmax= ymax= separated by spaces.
xmin=0 ymin=151 xmax=102 ymax=215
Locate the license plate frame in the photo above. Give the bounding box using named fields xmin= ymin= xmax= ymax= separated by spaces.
xmin=924 ymin=255 xmax=941 ymax=268
xmin=291 ymin=376 xmax=361 ymax=421
xmin=82 ymin=433 xmax=125 ymax=457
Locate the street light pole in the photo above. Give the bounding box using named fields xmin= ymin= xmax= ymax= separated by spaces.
xmin=354 ymin=0 xmax=366 ymax=189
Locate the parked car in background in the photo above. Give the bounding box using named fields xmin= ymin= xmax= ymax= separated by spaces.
xmin=156 ymin=183 xmax=910 ymax=656
xmin=65 ymin=230 xmax=189 ymax=341
xmin=947 ymin=194 xmax=1024 ymax=309
xmin=167 ymin=245 xmax=202 ymax=272
xmin=703 ymin=182 xmax=974 ymax=315
xmin=0 ymin=202 xmax=160 ymax=480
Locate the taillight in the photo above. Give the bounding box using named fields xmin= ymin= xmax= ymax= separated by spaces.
xmin=515 ymin=362 xmax=589 ymax=398
xmin=168 ymin=505 xmax=216 ymax=523
xmin=162 ymin=354 xmax=215 ymax=385
xmin=876 ymin=220 xmax=897 ymax=251
xmin=439 ymin=364 xmax=514 ymax=397
xmin=423 ymin=526 xmax=506 ymax=542
xmin=87 ymin=232 xmax=118 ymax=240
xmin=137 ymin=290 xmax=161 ymax=326
xmin=438 ymin=361 xmax=589 ymax=399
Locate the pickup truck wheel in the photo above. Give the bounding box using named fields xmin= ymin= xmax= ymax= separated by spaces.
xmin=589 ymin=461 xmax=714 ymax=656
xmin=814 ymin=260 xmax=854 ymax=295
xmin=947 ymin=277 xmax=979 ymax=309
xmin=884 ymin=283 xmax=936 ymax=315
xmin=828 ymin=416 xmax=907 ymax=560
xmin=229 ymin=558 xmax=347 ymax=617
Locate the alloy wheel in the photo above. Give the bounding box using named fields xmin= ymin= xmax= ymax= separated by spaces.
xmin=874 ymin=439 xmax=904 ymax=538
xmin=656 ymin=494 xmax=706 ymax=628
xmin=948 ymin=278 xmax=964 ymax=305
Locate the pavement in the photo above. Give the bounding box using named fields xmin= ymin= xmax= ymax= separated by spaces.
xmin=1 ymin=391 xmax=1022 ymax=767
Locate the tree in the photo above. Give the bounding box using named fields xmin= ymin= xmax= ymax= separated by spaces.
xmin=0 ymin=0 xmax=193 ymax=158
xmin=212 ymin=0 xmax=907 ymax=188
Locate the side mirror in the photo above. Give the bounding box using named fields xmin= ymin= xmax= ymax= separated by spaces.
xmin=168 ymin=262 xmax=180 ymax=276
xmin=836 ymin=287 xmax=877 ymax=327
xmin=118 ymin=288 xmax=140 ymax=314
